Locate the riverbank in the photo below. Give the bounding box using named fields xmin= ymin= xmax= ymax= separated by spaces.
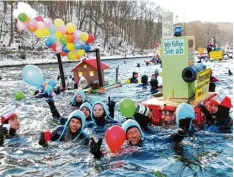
xmin=0 ymin=54 xmax=152 ymax=68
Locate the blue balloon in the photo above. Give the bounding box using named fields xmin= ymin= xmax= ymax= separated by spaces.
xmin=48 ymin=80 xmax=56 ymax=88
xmin=74 ymin=42 xmax=83 ymax=50
xmin=62 ymin=45 xmax=70 ymax=53
xmin=44 ymin=85 xmax=53 ymax=95
xmin=82 ymin=43 xmax=91 ymax=52
xmin=48 ymin=34 xmax=57 ymax=43
xmin=22 ymin=65 xmax=44 ymax=87
xmin=45 ymin=39 xmax=53 ymax=47
xmin=49 ymin=26 xmax=56 ymax=34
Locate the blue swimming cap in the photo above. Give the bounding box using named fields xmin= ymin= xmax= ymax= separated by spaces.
xmin=122 ymin=119 xmax=144 ymax=138
xmin=80 ymin=102 xmax=92 ymax=113
xmin=72 ymin=90 xmax=86 ymax=104
xmin=176 ymin=103 xmax=195 ymax=130
xmin=57 ymin=110 xmax=86 ymax=142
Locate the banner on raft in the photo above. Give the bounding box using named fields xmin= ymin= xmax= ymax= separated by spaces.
xmin=163 ymin=39 xmax=185 ymax=56
xmin=195 ymin=69 xmax=211 ymax=102
xmin=162 ymin=12 xmax=173 ymax=38
xmin=210 ymin=51 xmax=222 ymax=60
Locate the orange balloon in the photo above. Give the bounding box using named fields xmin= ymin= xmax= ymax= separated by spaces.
xmin=66 ymin=34 xmax=75 ymax=43
xmin=28 ymin=26 xmax=37 ymax=32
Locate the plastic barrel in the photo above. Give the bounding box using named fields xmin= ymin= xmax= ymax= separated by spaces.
xmin=182 ymin=63 xmax=206 ymax=83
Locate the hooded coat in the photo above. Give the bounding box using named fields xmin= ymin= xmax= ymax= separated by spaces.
xmin=70 ymin=90 xmax=87 ymax=108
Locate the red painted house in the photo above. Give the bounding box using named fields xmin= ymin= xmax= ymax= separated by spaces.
xmin=71 ymin=59 xmax=109 ymax=87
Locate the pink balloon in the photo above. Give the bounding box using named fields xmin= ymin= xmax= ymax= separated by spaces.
xmin=44 ymin=18 xmax=52 ymax=28
xmin=74 ymin=30 xmax=81 ymax=41
xmin=57 ymin=25 xmax=67 ymax=34
xmin=27 ymin=19 xmax=37 ymax=29
xmin=37 ymin=21 xmax=45 ymax=30
xmin=17 ymin=22 xmax=26 ymax=31
xmin=35 ymin=16 xmax=44 ymax=22
xmin=56 ymin=45 xmax=62 ymax=53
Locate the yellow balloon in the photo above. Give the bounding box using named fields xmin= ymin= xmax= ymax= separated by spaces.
xmin=35 ymin=30 xmax=44 ymax=38
xmin=54 ymin=18 xmax=64 ymax=27
xmin=42 ymin=28 xmax=50 ymax=37
xmin=77 ymin=49 xmax=85 ymax=57
xmin=80 ymin=32 xmax=89 ymax=42
xmin=66 ymin=43 xmax=75 ymax=51
xmin=55 ymin=31 xmax=62 ymax=40
xmin=67 ymin=51 xmax=77 ymax=60
xmin=66 ymin=22 xmax=75 ymax=33
xmin=125 ymin=79 xmax=130 ymax=84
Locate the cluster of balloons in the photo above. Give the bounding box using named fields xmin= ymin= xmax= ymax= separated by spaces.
xmin=14 ymin=2 xmax=95 ymax=61
xmin=105 ymin=125 xmax=126 ymax=152
xmin=119 ymin=98 xmax=136 ymax=118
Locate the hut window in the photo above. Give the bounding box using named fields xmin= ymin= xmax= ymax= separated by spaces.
xmin=89 ymin=71 xmax=94 ymax=76
xmin=78 ymin=72 xmax=83 ymax=77
xmin=84 ymin=64 xmax=87 ymax=68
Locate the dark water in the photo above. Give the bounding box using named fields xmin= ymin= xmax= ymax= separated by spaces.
xmin=0 ymin=58 xmax=233 ymax=177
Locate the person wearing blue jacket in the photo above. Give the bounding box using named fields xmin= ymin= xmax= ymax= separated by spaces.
xmin=38 ymin=110 xmax=89 ymax=146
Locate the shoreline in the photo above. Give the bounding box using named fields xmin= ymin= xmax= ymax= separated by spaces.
xmin=0 ymin=55 xmax=152 ymax=68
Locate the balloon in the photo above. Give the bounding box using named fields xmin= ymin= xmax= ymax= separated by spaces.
xmin=82 ymin=43 xmax=91 ymax=52
xmin=60 ymin=36 xmax=67 ymax=45
xmin=27 ymin=19 xmax=37 ymax=29
xmin=74 ymin=30 xmax=81 ymax=41
xmin=18 ymin=2 xmax=31 ymax=11
xmin=74 ymin=41 xmax=82 ymax=50
xmin=60 ymin=52 xmax=67 ymax=56
xmin=80 ymin=32 xmax=89 ymax=42
xmin=22 ymin=65 xmax=44 ymax=87
xmin=66 ymin=34 xmax=74 ymax=43
xmin=66 ymin=43 xmax=74 ymax=51
xmin=62 ymin=46 xmax=70 ymax=53
xmin=26 ymin=8 xmax=37 ymax=19
xmin=56 ymin=45 xmax=62 ymax=53
xmin=57 ymin=25 xmax=67 ymax=34
xmin=54 ymin=18 xmax=64 ymax=27
xmin=55 ymin=31 xmax=62 ymax=40
xmin=49 ymin=26 xmax=56 ymax=34
xmin=67 ymin=51 xmax=77 ymax=60
xmin=77 ymin=49 xmax=85 ymax=57
xmin=28 ymin=26 xmax=37 ymax=32
xmin=48 ymin=34 xmax=57 ymax=43
xmin=37 ymin=21 xmax=45 ymax=30
xmin=44 ymin=18 xmax=52 ymax=28
xmin=18 ymin=13 xmax=28 ymax=22
xmin=45 ymin=39 xmax=53 ymax=47
xmin=51 ymin=44 xmax=57 ymax=52
xmin=35 ymin=16 xmax=44 ymax=22
xmin=16 ymin=22 xmax=26 ymax=31
xmin=66 ymin=22 xmax=75 ymax=33
xmin=13 ymin=91 xmax=25 ymax=100
xmin=119 ymin=98 xmax=136 ymax=118
xmin=35 ymin=30 xmax=44 ymax=38
xmin=86 ymin=34 xmax=95 ymax=43
xmin=105 ymin=125 xmax=126 ymax=152
xmin=42 ymin=28 xmax=50 ymax=37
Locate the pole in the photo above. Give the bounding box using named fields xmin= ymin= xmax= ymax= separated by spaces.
xmin=56 ymin=53 xmax=66 ymax=89
xmin=116 ymin=65 xmax=119 ymax=82
xmin=95 ymin=48 xmax=104 ymax=88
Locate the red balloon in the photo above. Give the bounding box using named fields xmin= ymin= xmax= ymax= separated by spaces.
xmin=60 ymin=52 xmax=67 ymax=56
xmin=51 ymin=44 xmax=57 ymax=52
xmin=35 ymin=16 xmax=44 ymax=22
xmin=86 ymin=34 xmax=95 ymax=43
xmin=105 ymin=125 xmax=126 ymax=152
xmin=66 ymin=34 xmax=75 ymax=43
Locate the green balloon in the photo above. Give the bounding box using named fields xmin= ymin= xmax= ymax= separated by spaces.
xmin=18 ymin=13 xmax=28 ymax=22
xmin=13 ymin=91 xmax=25 ymax=100
xmin=119 ymin=98 xmax=136 ymax=118
xmin=60 ymin=36 xmax=67 ymax=45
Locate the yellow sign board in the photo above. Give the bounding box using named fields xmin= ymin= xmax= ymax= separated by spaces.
xmin=210 ymin=51 xmax=222 ymax=60
xmin=198 ymin=48 xmax=204 ymax=54
xmin=195 ymin=69 xmax=211 ymax=101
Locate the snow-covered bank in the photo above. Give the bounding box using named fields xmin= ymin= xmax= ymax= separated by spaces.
xmin=0 ymin=54 xmax=152 ymax=68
